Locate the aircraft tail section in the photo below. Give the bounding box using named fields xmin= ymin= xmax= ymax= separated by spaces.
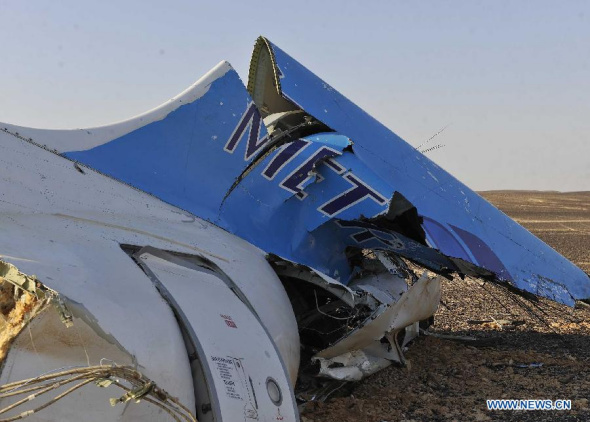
xmin=245 ymin=36 xmax=590 ymax=306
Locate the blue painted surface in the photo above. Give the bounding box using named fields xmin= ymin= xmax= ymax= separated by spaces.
xmin=422 ymin=217 xmax=472 ymax=263
xmin=63 ymin=45 xmax=590 ymax=306
xmin=66 ymin=69 xmax=266 ymax=224
xmin=263 ymin=40 xmax=590 ymax=305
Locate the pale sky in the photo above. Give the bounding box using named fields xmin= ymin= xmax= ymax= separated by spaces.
xmin=0 ymin=1 xmax=588 ymax=191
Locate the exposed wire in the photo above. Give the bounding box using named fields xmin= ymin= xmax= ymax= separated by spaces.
xmin=477 ymin=279 xmax=577 ymax=350
xmin=0 ymin=365 xmax=88 ymax=395
xmin=0 ymin=365 xmax=197 ymax=422
xmin=313 ymin=290 xmax=353 ymax=321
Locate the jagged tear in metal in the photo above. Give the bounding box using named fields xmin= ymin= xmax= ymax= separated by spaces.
xmin=0 ymin=35 xmax=588 ymax=421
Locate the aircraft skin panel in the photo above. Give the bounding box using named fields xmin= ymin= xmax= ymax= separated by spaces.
xmin=137 ymin=250 xmax=298 ymax=422
xmin=0 ymin=128 xmax=301 ymax=394
xmin=256 ymin=39 xmax=590 ymax=305
xmin=218 ymin=133 xmax=457 ymax=282
xmin=1 ymin=60 xmax=270 ymax=225
xmin=0 ymin=65 xmax=298 ymax=375
xmin=58 ymin=66 xmax=269 ymax=224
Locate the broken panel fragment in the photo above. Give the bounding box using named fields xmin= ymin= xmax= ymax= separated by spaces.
xmin=269 ymin=253 xmax=440 ymax=388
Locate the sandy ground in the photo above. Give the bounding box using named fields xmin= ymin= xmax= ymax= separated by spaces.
xmin=304 ymin=190 xmax=590 ymax=422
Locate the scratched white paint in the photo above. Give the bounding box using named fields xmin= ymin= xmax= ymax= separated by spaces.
xmin=0 ymin=129 xmax=300 ymax=420
xmin=139 ymin=251 xmax=297 ymax=422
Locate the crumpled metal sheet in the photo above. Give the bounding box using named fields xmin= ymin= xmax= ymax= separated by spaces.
xmin=312 ymin=272 xmax=441 ymax=382
xmin=316 ymin=272 xmax=441 ymax=359
xmin=251 ymin=37 xmax=590 ymax=305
